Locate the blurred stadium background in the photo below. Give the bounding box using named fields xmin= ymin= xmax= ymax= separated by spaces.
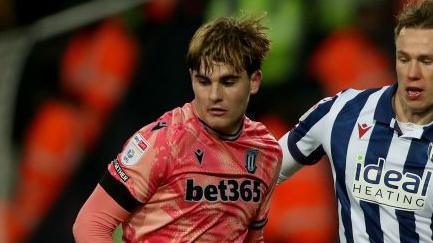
xmin=0 ymin=0 xmax=406 ymax=242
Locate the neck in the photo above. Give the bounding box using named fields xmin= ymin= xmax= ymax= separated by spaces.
xmin=191 ymin=101 xmax=244 ymax=138
xmin=393 ymin=94 xmax=433 ymax=125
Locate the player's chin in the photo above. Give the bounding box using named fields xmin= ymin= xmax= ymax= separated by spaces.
xmin=206 ymin=118 xmax=226 ymax=130
xmin=206 ymin=118 xmax=234 ymax=133
xmin=410 ymin=103 xmax=432 ymax=114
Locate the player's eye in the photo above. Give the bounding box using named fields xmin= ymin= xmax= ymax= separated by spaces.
xmin=397 ymin=55 xmax=409 ymax=63
xmin=222 ymin=79 xmax=236 ymax=86
xmin=197 ymin=78 xmax=210 ymax=85
xmin=421 ymin=58 xmax=433 ymax=65
xmin=221 ymin=77 xmax=239 ymax=86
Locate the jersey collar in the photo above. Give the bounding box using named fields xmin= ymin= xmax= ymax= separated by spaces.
xmin=198 ymin=117 xmax=243 ymax=141
xmin=374 ymin=84 xmax=433 ymax=141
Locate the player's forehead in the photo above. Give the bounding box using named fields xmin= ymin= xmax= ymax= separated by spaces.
xmin=396 ymin=28 xmax=433 ymax=54
xmin=194 ymin=61 xmax=245 ymax=78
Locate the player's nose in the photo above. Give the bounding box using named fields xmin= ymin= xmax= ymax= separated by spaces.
xmin=209 ymin=83 xmax=223 ymax=102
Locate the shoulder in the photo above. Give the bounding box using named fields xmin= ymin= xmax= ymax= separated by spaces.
xmin=329 ymin=87 xmax=388 ymax=116
xmin=243 ymin=118 xmax=282 ymax=157
xmin=117 ymin=103 xmax=197 ymax=167
xmin=135 ymin=103 xmax=203 ymax=153
xmin=139 ymin=103 xmax=196 ymax=135
xmin=244 ymin=118 xmax=276 ymax=140
xmin=336 ymin=87 xmax=383 ymax=104
xmin=300 ymin=87 xmax=384 ymax=122
xmin=243 ymin=119 xmax=282 ymax=184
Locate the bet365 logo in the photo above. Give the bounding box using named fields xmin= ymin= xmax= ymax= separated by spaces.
xmin=352 ymin=156 xmax=431 ymax=211
xmin=185 ymin=179 xmax=261 ymax=203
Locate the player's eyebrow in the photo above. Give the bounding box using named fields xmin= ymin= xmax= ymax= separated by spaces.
xmin=219 ymin=74 xmax=241 ymax=81
xmin=194 ymin=74 xmax=210 ymax=80
xmin=195 ymin=73 xmax=241 ymax=80
xmin=396 ymin=50 xmax=408 ymax=56
xmin=397 ymin=50 xmax=433 ymax=59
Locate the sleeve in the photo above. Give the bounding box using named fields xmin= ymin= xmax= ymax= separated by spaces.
xmin=277 ymin=132 xmax=303 ymax=183
xmin=99 ymin=121 xmax=172 ymax=212
xmin=73 ymin=185 xmax=130 ymax=242
xmin=278 ymin=95 xmax=337 ymax=183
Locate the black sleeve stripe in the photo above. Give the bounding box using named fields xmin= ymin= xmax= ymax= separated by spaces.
xmin=249 ymin=218 xmax=268 ymax=230
xmin=99 ymin=171 xmax=143 ymax=213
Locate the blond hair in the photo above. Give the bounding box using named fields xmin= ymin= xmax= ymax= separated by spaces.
xmin=187 ymin=16 xmax=271 ymax=76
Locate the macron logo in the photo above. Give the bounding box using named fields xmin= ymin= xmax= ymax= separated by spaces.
xmin=358 ymin=123 xmax=372 ymax=139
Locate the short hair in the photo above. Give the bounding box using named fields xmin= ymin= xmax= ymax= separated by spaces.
xmin=395 ymin=0 xmax=433 ymax=38
xmin=186 ymin=16 xmax=271 ymax=76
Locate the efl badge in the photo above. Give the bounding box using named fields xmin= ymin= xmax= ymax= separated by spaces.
xmin=120 ymin=133 xmax=150 ymax=166
xmin=428 ymin=143 xmax=433 ymax=163
xmin=245 ymin=148 xmax=259 ymax=174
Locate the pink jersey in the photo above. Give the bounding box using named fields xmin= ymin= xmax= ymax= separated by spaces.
xmin=102 ymin=102 xmax=282 ymax=242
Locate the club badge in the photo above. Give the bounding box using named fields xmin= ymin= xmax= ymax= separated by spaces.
xmin=245 ymin=148 xmax=259 ymax=174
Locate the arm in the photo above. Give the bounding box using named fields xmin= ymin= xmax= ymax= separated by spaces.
xmin=244 ymin=227 xmax=265 ymax=243
xmin=278 ymin=95 xmax=340 ymax=184
xmin=73 ymin=185 xmax=130 ymax=243
xmin=73 ymin=120 xmax=170 ymax=242
xmin=277 ymin=132 xmax=304 ymax=184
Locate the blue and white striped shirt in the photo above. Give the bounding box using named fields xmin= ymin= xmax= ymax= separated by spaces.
xmin=279 ymin=84 xmax=433 ymax=243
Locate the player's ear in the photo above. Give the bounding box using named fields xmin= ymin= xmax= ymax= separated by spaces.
xmin=249 ymin=70 xmax=261 ymax=95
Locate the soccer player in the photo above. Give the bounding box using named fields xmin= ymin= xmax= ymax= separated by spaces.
xmin=278 ymin=1 xmax=433 ymax=242
xmin=73 ymin=16 xmax=282 ymax=242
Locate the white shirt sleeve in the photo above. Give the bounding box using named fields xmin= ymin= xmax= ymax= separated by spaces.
xmin=277 ymin=132 xmax=303 ymax=183
xmin=277 ymin=95 xmax=338 ymax=183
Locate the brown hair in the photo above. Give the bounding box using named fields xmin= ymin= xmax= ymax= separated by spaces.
xmin=395 ymin=0 xmax=433 ymax=38
xmin=186 ymin=16 xmax=271 ymax=76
